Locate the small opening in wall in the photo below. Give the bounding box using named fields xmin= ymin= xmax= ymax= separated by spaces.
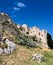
xmin=39 ymin=32 xmax=40 ymax=35
xmin=42 ymin=35 xmax=43 ymax=36
xmin=39 ymin=38 xmax=41 ymax=40
xmin=5 ymin=21 xmax=9 ymax=23
xmin=20 ymin=28 xmax=22 ymax=31
xmin=33 ymin=31 xmax=34 ymax=32
xmin=26 ymin=32 xmax=29 ymax=34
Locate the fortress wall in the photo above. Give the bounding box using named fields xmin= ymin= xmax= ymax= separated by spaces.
xmin=22 ymin=24 xmax=48 ymax=48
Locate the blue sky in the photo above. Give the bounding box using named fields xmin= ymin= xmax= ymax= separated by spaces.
xmin=0 ymin=0 xmax=53 ymax=39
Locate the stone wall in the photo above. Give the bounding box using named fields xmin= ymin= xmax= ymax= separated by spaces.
xmin=0 ymin=13 xmax=50 ymax=48
xmin=21 ymin=24 xmax=48 ymax=48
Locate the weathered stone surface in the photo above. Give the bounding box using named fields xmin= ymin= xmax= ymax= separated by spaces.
xmin=4 ymin=47 xmax=10 ymax=55
xmin=4 ymin=39 xmax=16 ymax=54
xmin=32 ymin=54 xmax=43 ymax=62
xmin=0 ymin=48 xmax=3 ymax=54
xmin=0 ymin=39 xmax=16 ymax=55
xmin=0 ymin=12 xmax=53 ymax=49
xmin=5 ymin=39 xmax=16 ymax=48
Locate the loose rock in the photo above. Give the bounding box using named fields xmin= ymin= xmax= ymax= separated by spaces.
xmin=0 ymin=39 xmax=16 ymax=55
xmin=32 ymin=54 xmax=43 ymax=62
xmin=0 ymin=48 xmax=3 ymax=54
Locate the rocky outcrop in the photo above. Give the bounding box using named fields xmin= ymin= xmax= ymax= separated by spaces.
xmin=0 ymin=48 xmax=3 ymax=54
xmin=0 ymin=12 xmax=53 ymax=49
xmin=0 ymin=19 xmax=3 ymax=41
xmin=32 ymin=54 xmax=44 ymax=62
xmin=0 ymin=39 xmax=16 ymax=55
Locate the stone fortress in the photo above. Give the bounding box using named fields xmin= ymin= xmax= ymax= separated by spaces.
xmin=0 ymin=13 xmax=52 ymax=49
xmin=17 ymin=24 xmax=48 ymax=48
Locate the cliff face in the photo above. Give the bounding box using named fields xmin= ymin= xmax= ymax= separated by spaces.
xmin=0 ymin=13 xmax=20 ymax=40
xmin=0 ymin=20 xmax=3 ymax=40
xmin=0 ymin=13 xmax=52 ymax=49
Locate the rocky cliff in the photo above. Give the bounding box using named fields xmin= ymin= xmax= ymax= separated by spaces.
xmin=0 ymin=13 xmax=53 ymax=51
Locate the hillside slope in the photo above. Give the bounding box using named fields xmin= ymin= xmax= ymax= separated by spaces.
xmin=0 ymin=13 xmax=38 ymax=48
xmin=0 ymin=44 xmax=53 ymax=65
xmin=0 ymin=13 xmax=53 ymax=65
xmin=0 ymin=13 xmax=53 ymax=49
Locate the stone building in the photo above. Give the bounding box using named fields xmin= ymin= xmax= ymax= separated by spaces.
xmin=21 ymin=24 xmax=48 ymax=48
xmin=0 ymin=13 xmax=50 ymax=48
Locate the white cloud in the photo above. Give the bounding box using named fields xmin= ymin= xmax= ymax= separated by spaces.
xmin=13 ymin=7 xmax=20 ymax=11
xmin=17 ymin=2 xmax=26 ymax=8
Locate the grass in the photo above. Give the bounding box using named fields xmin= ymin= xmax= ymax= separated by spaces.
xmin=0 ymin=44 xmax=53 ymax=65
xmin=0 ymin=58 xmax=2 ymax=65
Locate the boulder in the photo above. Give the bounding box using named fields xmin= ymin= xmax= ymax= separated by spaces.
xmin=4 ymin=47 xmax=10 ymax=55
xmin=3 ymin=39 xmax=16 ymax=54
xmin=5 ymin=39 xmax=16 ymax=48
xmin=0 ymin=48 xmax=3 ymax=54
xmin=32 ymin=54 xmax=43 ymax=62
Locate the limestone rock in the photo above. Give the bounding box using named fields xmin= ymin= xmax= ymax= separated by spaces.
xmin=0 ymin=12 xmax=53 ymax=49
xmin=0 ymin=48 xmax=3 ymax=54
xmin=32 ymin=54 xmax=43 ymax=62
xmin=4 ymin=48 xmax=10 ymax=55
xmin=5 ymin=39 xmax=16 ymax=54
xmin=0 ymin=39 xmax=16 ymax=55
xmin=5 ymin=39 xmax=16 ymax=48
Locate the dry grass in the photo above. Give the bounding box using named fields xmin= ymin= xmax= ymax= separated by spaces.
xmin=0 ymin=43 xmax=7 ymax=49
xmin=0 ymin=44 xmax=53 ymax=65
